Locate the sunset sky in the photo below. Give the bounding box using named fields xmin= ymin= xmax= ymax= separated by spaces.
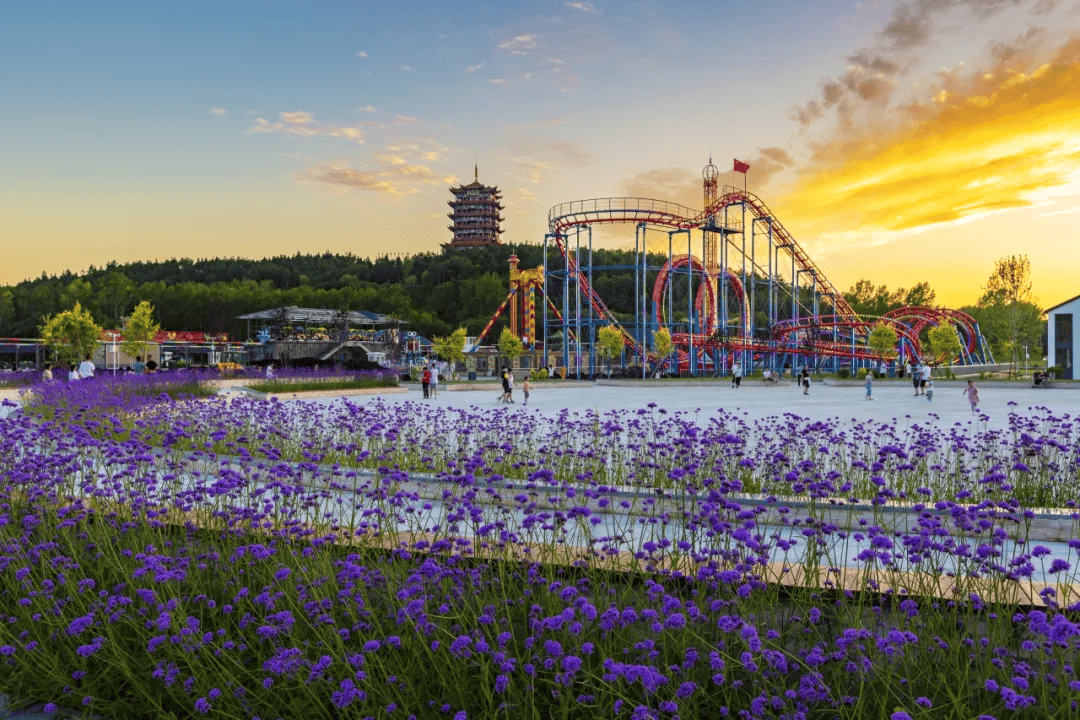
xmin=2 ymin=0 xmax=1078 ymax=308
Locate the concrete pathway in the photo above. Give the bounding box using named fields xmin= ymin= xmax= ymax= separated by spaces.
xmin=293 ymin=379 xmax=1078 ymax=431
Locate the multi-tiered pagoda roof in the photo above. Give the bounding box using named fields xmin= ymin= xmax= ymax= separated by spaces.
xmin=447 ymin=166 xmax=504 ymax=248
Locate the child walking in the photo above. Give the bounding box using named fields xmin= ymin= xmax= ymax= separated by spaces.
xmin=523 ymin=377 xmax=531 ymax=406
xmin=962 ymin=380 xmax=979 ymax=414
xmin=865 ymin=369 xmax=873 ymax=400
xmin=925 ymin=378 xmax=934 ymax=402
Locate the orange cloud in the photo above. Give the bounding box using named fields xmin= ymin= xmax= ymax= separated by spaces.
xmin=775 ymin=35 xmax=1080 ymax=240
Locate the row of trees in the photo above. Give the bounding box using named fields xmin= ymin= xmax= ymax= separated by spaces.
xmin=38 ymin=301 xmax=160 ymax=367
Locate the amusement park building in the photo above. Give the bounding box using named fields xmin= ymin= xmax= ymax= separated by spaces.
xmin=1046 ymin=293 xmax=1079 ymax=379
xmin=447 ymin=166 xmax=503 ymax=248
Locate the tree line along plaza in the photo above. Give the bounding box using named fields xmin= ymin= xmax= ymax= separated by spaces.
xmin=0 ymin=159 xmax=1074 ymax=380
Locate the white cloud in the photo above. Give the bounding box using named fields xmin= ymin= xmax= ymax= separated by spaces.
xmin=249 ymin=111 xmax=366 ymax=143
xmin=399 ymin=65 xmax=414 ymax=72
xmin=209 ymin=107 xmax=228 ymax=116
xmin=356 ymin=51 xmax=368 ymax=58
xmin=498 ymin=34 xmax=538 ymax=54
xmin=357 ymin=105 xmax=377 ymax=113
xmin=468 ymin=62 xmax=487 ymax=73
xmin=565 ymin=1 xmax=598 ymax=12
xmin=1037 ymin=204 xmax=1080 ymax=218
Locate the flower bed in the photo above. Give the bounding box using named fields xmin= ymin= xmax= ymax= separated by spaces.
xmin=1 ymin=380 xmax=1079 ymax=718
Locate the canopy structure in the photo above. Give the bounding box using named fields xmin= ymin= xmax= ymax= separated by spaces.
xmin=236 ymin=306 xmax=405 ymax=365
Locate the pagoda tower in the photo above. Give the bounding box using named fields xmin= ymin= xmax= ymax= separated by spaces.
xmin=446 ymin=165 xmax=504 ymax=248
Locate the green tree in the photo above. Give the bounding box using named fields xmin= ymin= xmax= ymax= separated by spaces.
xmin=40 ymin=302 xmax=102 ymax=366
xmin=653 ymin=327 xmax=673 ymax=364
xmin=901 ymin=282 xmax=936 ymax=308
xmin=925 ymin=323 xmax=962 ymax=366
xmin=596 ymin=325 xmax=625 ymax=375
xmin=433 ymin=327 xmax=467 ymax=366
xmin=866 ymin=322 xmax=898 ymax=359
xmin=980 ymin=255 xmax=1040 ymax=374
xmin=121 ymin=301 xmax=162 ymax=363
xmin=0 ymin=288 xmax=13 ymax=335
xmin=497 ymin=327 xmax=523 ymax=369
xmin=61 ymin=278 xmax=97 ymax=320
xmin=99 ymin=271 xmax=135 ymax=327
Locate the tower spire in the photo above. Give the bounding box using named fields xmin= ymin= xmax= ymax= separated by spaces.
xmin=474 ymin=162 xmax=478 ymax=183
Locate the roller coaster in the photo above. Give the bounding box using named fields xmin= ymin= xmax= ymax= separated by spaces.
xmin=539 ymin=159 xmax=992 ymax=376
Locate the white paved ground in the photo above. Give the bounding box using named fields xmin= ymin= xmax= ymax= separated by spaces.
xmin=297 ymin=380 xmax=1079 ymax=430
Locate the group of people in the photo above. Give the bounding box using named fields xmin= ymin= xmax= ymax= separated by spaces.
xmin=41 ymin=354 xmax=160 ymax=383
xmin=421 ymin=363 xmax=440 ymax=399
xmin=907 ymin=360 xmax=933 ymax=396
xmin=496 ymin=368 xmax=531 ymax=405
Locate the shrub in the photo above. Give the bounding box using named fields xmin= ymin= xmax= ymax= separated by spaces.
xmin=836 ymin=368 xmax=851 ymax=379
xmin=856 ymin=367 xmax=868 ymax=379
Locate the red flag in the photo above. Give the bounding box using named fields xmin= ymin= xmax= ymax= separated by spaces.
xmin=733 ymin=159 xmax=750 ymax=174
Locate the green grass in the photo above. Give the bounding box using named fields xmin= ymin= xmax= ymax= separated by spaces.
xmin=246 ymin=377 xmax=399 ymax=393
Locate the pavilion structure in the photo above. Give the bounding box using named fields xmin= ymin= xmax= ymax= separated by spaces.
xmin=446 ymin=166 xmax=504 ymax=248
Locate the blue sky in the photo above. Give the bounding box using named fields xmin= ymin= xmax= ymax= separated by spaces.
xmin=3 ymin=0 xmax=1079 ymax=306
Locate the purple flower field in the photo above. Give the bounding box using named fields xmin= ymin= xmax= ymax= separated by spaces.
xmin=1 ymin=374 xmax=1079 ymax=718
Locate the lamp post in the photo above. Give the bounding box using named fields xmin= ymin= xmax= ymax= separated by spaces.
xmin=108 ymin=332 xmax=119 ymax=377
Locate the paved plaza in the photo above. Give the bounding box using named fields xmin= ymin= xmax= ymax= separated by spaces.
xmin=298 ymin=379 xmax=1079 ymax=430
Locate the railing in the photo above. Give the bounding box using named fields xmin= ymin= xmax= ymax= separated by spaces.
xmin=548 ymin=197 xmax=743 ymax=234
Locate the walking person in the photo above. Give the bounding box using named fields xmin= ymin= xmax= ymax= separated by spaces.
xmin=865 ymin=369 xmax=874 ymax=400
xmin=430 ymin=363 xmax=440 ymax=399
xmin=879 ymin=360 xmax=887 ymax=379
xmin=962 ymin=379 xmax=980 ymax=414
xmin=523 ymin=377 xmax=531 ymax=406
xmin=506 ymin=370 xmax=515 ymax=403
xmin=911 ymin=360 xmax=922 ymax=396
xmin=920 ymin=362 xmax=931 ymax=396
xmin=421 ymin=365 xmax=431 ymax=399
xmin=801 ymin=366 xmax=810 ymax=395
xmin=731 ymin=360 xmax=743 ymax=389
xmin=926 ymin=378 xmax=935 ymax=402
xmin=498 ymin=368 xmax=511 ymax=403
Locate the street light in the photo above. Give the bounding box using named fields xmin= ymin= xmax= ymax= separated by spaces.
xmin=108 ymin=332 xmax=119 ymax=376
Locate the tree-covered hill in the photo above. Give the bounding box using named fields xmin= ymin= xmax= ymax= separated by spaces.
xmin=0 ymin=245 xmax=655 ymax=341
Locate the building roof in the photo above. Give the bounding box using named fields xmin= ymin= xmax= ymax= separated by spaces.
xmin=235 ymin=306 xmax=399 ymax=325
xmin=1045 ymin=293 xmax=1080 ymax=313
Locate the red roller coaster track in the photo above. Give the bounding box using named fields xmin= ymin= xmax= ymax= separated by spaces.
xmin=546 ymin=190 xmax=983 ymax=365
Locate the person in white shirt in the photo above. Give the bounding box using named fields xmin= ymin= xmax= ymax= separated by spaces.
xmin=879 ymin=360 xmax=887 ymax=378
xmin=68 ymin=363 xmax=80 ymax=382
xmin=920 ymin=362 xmax=931 ymax=395
xmin=77 ymin=354 xmax=95 ymax=380
xmin=430 ymin=364 xmax=440 ymax=398
xmin=731 ymin=361 xmax=743 ymax=389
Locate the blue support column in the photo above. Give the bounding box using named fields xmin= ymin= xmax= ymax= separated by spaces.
xmin=562 ymin=234 xmax=570 ymax=373
xmin=687 ymin=229 xmax=695 ymax=376
xmin=588 ymin=226 xmax=595 ymax=377
xmin=574 ymin=227 xmax=582 ymax=378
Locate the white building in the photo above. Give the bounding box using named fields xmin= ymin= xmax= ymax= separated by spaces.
xmin=1046 ymin=293 xmax=1079 ymax=380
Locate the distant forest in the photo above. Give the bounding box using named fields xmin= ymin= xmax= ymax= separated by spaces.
xmin=0 ymin=245 xmax=669 ymax=341
xmin=0 ymin=246 xmax=1038 ymax=363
